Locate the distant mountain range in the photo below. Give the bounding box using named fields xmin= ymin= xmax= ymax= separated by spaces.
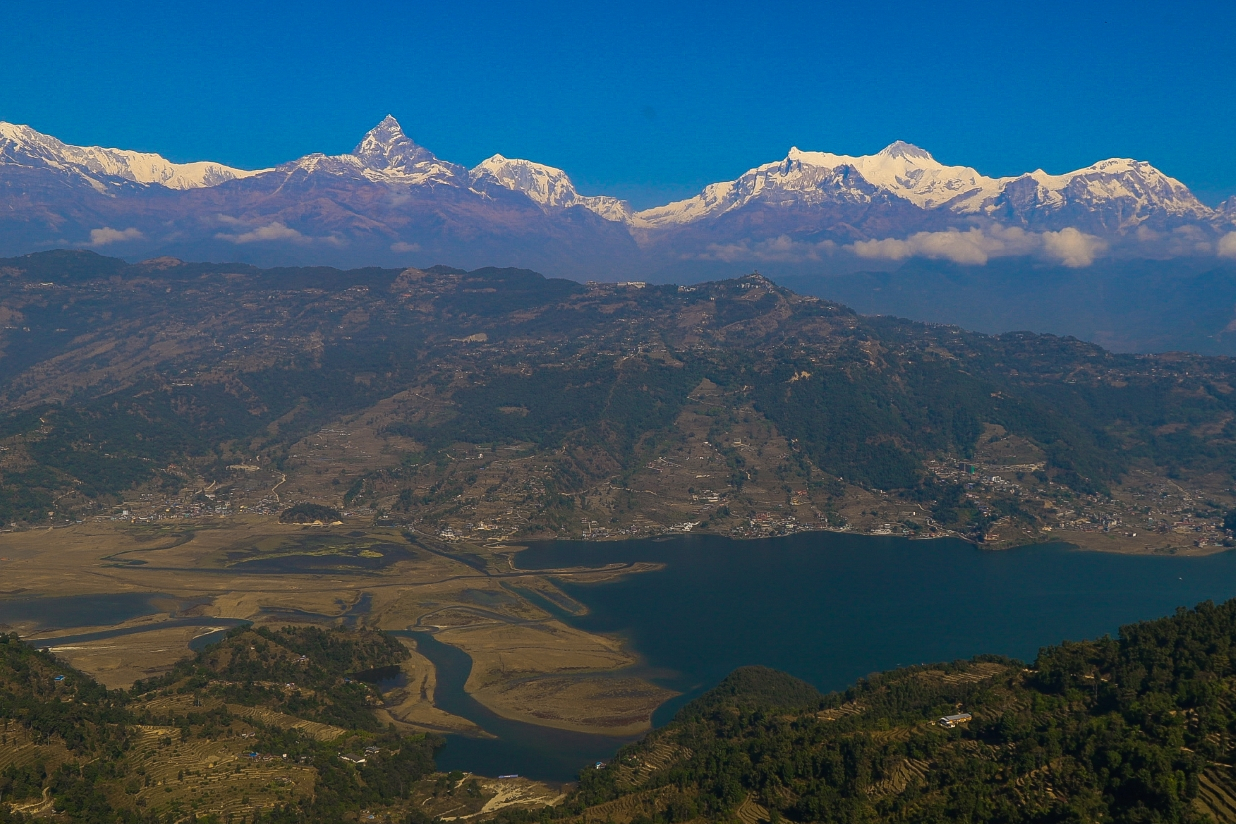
xmin=2 ymin=116 xmax=1234 ymax=277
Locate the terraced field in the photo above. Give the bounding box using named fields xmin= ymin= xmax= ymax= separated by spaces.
xmin=1196 ymin=766 xmax=1236 ymax=824
xmin=225 ymin=704 xmax=345 ymax=742
xmin=868 ymin=758 xmax=929 ymax=798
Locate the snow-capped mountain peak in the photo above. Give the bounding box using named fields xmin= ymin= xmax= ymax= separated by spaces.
xmin=352 ymin=115 xmax=439 ymax=171
xmin=877 ymin=140 xmax=936 ymax=161
xmin=0 ymin=121 xmax=261 ymax=191
xmin=990 ymin=158 xmax=1213 ymax=228
xmin=636 ymin=142 xmax=1001 ymax=226
xmin=277 ymin=116 xmax=466 ymax=186
xmin=470 ymin=154 xmax=581 ymax=208
xmin=346 ymin=115 xmax=465 ymax=185
xmin=634 ymin=140 xmax=1217 ymax=231
xmin=851 ymin=144 xmax=999 ymax=211
xmin=0 ymin=119 xmax=1228 ymax=267
xmin=469 ymin=154 xmax=632 ymax=222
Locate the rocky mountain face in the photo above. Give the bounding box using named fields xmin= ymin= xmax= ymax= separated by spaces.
xmin=1219 ymin=195 xmax=1236 ymax=226
xmin=0 ymin=116 xmax=1232 ymax=276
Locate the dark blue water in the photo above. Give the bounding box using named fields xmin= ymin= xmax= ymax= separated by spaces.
xmin=0 ymin=592 xmax=167 ymax=631
xmin=515 ymin=534 xmax=1236 ymax=724
xmin=14 ymin=533 xmax=1236 ymax=785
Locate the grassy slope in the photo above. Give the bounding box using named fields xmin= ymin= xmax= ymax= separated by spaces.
xmin=0 ymin=626 xmax=439 ymax=823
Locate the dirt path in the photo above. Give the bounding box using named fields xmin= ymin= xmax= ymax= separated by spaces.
xmin=10 ymin=786 xmax=53 ymax=816
xmin=271 ymin=472 xmax=287 ymax=503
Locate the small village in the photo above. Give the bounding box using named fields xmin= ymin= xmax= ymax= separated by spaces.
xmin=63 ymin=423 xmax=1236 ymax=560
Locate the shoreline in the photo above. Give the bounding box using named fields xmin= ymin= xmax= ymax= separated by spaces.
xmin=496 ymin=525 xmax=1236 ymax=562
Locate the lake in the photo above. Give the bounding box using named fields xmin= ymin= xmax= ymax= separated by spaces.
xmin=426 ymin=532 xmax=1236 ymax=780
xmin=10 ymin=531 xmax=1236 ymax=784
xmin=0 ymin=592 xmax=168 ymax=631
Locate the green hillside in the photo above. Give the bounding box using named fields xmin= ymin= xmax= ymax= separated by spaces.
xmin=15 ymin=603 xmax=1236 ymax=822
xmin=0 ymin=626 xmax=440 ymax=823
xmin=543 ymin=599 xmax=1236 ymax=824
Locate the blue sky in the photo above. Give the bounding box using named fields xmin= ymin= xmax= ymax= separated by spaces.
xmin=3 ymin=0 xmax=1234 ymax=208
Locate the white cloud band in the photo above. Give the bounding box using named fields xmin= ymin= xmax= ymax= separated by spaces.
xmin=1220 ymin=232 xmax=1236 ymax=259
xmin=213 ymin=220 xmax=345 ymax=247
xmin=692 ymin=225 xmax=1111 ymax=267
xmin=850 ymin=225 xmax=1108 ymax=268
xmin=89 ymin=226 xmax=144 ymax=245
xmin=216 ymin=221 xmax=306 ymax=244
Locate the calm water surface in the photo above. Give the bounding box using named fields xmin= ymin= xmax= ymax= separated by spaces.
xmin=0 ymin=592 xmax=167 ymax=631
xmin=11 ymin=533 xmax=1236 ymax=783
xmin=397 ymin=631 xmax=631 ymax=782
xmin=421 ymin=533 xmax=1236 ymax=780
xmin=516 ymin=534 xmax=1236 ymax=724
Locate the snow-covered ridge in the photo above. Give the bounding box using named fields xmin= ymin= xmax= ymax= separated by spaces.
xmin=630 ymin=141 xmax=1001 ymax=228
xmin=0 ymin=117 xmax=1222 ymax=232
xmin=469 ymin=155 xmax=632 ymax=222
xmin=310 ymin=118 xmax=634 ymax=220
xmin=790 ymin=141 xmax=1004 ymax=211
xmin=0 ymin=122 xmax=264 ymax=191
xmin=1003 ymin=159 xmax=1213 ymax=222
xmin=633 ymin=141 xmax=1214 ymax=230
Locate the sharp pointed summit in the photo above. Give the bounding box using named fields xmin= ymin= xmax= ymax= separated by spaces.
xmin=319 ymin=115 xmax=466 ymax=185
xmin=352 ymin=115 xmax=438 ymax=170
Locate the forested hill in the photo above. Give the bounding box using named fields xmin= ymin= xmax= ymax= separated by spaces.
xmin=549 ymin=599 xmax=1236 ymax=824
xmin=3 ymin=249 xmax=1236 ymax=547
xmin=0 ymin=626 xmax=442 ymax=823
xmin=13 ymin=603 xmax=1236 ymax=821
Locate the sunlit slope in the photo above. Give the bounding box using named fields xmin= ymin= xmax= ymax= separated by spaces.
xmin=2 ymin=250 xmax=1236 ymax=551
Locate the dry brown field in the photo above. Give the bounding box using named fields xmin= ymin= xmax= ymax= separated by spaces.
xmin=0 ymin=517 xmax=675 ymax=738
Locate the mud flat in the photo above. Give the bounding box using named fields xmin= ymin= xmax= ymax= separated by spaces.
xmin=17 ymin=518 xmax=1236 ymax=783
xmin=437 ymin=620 xmax=676 ymax=736
xmin=467 ymin=674 xmax=676 ymax=737
xmin=0 ymin=518 xmax=675 ymax=745
xmin=42 ymin=624 xmax=220 ymax=688
xmin=407 ymin=630 xmax=638 ymax=781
